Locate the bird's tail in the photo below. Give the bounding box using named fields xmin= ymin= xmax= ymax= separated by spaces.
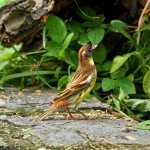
xmin=37 ymin=99 xmax=68 ymax=121
xmin=37 ymin=104 xmax=58 ymax=121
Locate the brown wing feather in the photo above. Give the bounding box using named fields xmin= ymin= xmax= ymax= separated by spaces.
xmin=53 ymin=67 xmax=93 ymax=102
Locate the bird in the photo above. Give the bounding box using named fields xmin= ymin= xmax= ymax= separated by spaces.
xmin=37 ymin=43 xmax=97 ymax=120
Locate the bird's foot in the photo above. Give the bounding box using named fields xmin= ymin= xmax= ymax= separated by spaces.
xmin=66 ymin=113 xmax=73 ymax=119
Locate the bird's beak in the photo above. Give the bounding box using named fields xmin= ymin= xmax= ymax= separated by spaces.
xmin=92 ymin=44 xmax=98 ymax=50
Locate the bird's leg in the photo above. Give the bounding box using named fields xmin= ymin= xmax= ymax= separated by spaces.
xmin=66 ymin=106 xmax=73 ymax=119
xmin=74 ymin=105 xmax=89 ymax=119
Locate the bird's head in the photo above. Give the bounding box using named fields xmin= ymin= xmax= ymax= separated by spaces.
xmin=78 ymin=43 xmax=97 ymax=65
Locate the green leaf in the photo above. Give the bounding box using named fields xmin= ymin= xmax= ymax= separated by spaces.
xmin=46 ymin=15 xmax=67 ymax=43
xmin=57 ymin=75 xmax=68 ymax=90
xmin=110 ymin=20 xmax=132 ymax=40
xmin=62 ymin=33 xmax=74 ymax=51
xmin=101 ymin=78 xmax=115 ymax=91
xmin=94 ymin=82 xmax=101 ymax=90
xmin=110 ymin=53 xmax=133 ymax=73
xmin=0 ymin=61 xmax=9 ymax=71
xmin=66 ymin=49 xmax=78 ymax=67
xmin=102 ymin=61 xmax=112 ymax=71
xmin=143 ymin=70 xmax=150 ymax=98
xmin=94 ymin=44 xmax=106 ymax=64
xmin=111 ymin=68 xmax=127 ymax=79
xmin=111 ymin=95 xmax=121 ymax=110
xmin=116 ymin=77 xmax=136 ymax=94
xmin=44 ymin=41 xmax=62 ymax=58
xmin=66 ymin=21 xmax=84 ymax=40
xmin=78 ymin=33 xmax=89 ymax=45
xmin=88 ymin=28 xmax=105 ymax=44
xmin=125 ymin=99 xmax=150 ymax=112
xmin=58 ymin=33 xmax=74 ymax=59
xmin=135 ymin=120 xmax=150 ymax=130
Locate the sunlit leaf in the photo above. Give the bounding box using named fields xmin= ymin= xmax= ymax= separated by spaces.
xmin=46 ymin=15 xmax=67 ymax=43
xmin=110 ymin=53 xmax=133 ymax=73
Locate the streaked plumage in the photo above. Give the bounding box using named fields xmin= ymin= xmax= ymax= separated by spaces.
xmin=37 ymin=43 xmax=97 ymax=120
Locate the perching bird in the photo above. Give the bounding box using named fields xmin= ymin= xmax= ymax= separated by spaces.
xmin=37 ymin=43 xmax=97 ymax=120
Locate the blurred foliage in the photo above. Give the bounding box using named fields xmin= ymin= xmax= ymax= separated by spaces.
xmin=0 ymin=1 xmax=150 ymax=121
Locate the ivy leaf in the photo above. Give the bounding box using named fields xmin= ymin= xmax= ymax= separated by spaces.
xmin=94 ymin=44 xmax=106 ymax=64
xmin=101 ymin=78 xmax=115 ymax=91
xmin=116 ymin=77 xmax=136 ymax=94
xmin=46 ymin=15 xmax=67 ymax=44
xmin=57 ymin=75 xmax=68 ymax=90
xmin=135 ymin=120 xmax=150 ymax=130
xmin=143 ymin=70 xmax=150 ymax=98
xmin=110 ymin=20 xmax=132 ymax=41
xmin=110 ymin=53 xmax=133 ymax=73
xmin=88 ymin=28 xmax=105 ymax=44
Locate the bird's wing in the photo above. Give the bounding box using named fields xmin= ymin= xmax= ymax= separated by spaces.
xmin=53 ymin=71 xmax=93 ymax=102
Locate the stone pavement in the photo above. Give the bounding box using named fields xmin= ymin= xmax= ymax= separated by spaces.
xmin=0 ymin=88 xmax=150 ymax=150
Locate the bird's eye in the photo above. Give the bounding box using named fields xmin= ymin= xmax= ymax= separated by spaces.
xmin=86 ymin=44 xmax=93 ymax=57
xmin=88 ymin=43 xmax=93 ymax=51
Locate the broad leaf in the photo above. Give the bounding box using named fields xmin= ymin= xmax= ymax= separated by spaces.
xmin=94 ymin=44 xmax=106 ymax=64
xmin=44 ymin=41 xmax=62 ymax=58
xmin=67 ymin=21 xmax=84 ymax=40
xmin=88 ymin=28 xmax=105 ymax=44
xmin=102 ymin=61 xmax=112 ymax=71
xmin=110 ymin=20 xmax=132 ymax=40
xmin=101 ymin=78 xmax=115 ymax=91
xmin=94 ymin=82 xmax=101 ymax=90
xmin=78 ymin=33 xmax=89 ymax=45
xmin=46 ymin=15 xmax=67 ymax=43
xmin=110 ymin=53 xmax=132 ymax=73
xmin=143 ymin=70 xmax=150 ymax=97
xmin=116 ymin=77 xmax=136 ymax=94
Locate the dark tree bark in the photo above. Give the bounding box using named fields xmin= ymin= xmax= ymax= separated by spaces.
xmin=0 ymin=0 xmax=73 ymax=51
